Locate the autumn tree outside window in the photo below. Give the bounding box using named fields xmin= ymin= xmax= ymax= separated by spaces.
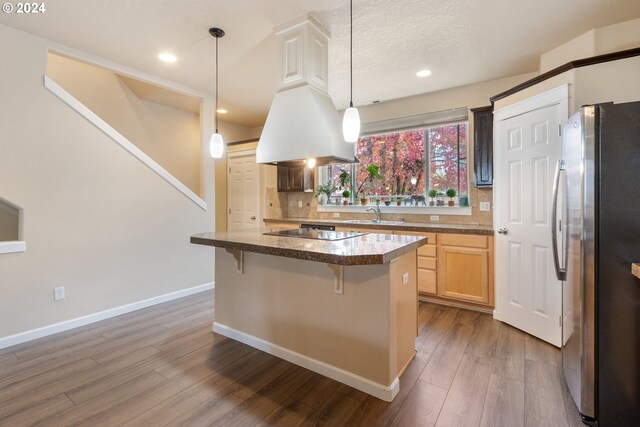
xmin=324 ymin=122 xmax=468 ymax=204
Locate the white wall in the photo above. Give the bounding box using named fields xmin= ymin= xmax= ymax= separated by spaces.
xmin=47 ymin=53 xmax=202 ymax=197
xmin=0 ymin=24 xmax=215 ymax=340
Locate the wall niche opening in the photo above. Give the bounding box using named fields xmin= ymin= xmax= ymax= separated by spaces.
xmin=0 ymin=198 xmax=25 ymax=254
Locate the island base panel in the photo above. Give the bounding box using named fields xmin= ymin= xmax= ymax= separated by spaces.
xmin=213 ymin=248 xmax=417 ymax=401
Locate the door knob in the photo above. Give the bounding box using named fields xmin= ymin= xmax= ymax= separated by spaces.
xmin=498 ymin=228 xmax=508 ymax=235
xmin=250 ymin=216 xmax=256 ymax=220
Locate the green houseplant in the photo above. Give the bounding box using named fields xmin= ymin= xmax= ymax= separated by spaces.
xmin=338 ymin=168 xmax=351 ymax=205
xmin=355 ymin=165 xmax=384 ymax=205
xmin=313 ymin=183 xmax=337 ymax=205
xmin=342 ymin=190 xmax=350 ymax=205
xmin=446 ymin=188 xmax=457 ymax=207
xmin=428 ymin=189 xmax=438 ymax=206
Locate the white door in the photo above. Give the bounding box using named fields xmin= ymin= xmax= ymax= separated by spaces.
xmin=495 ymin=100 xmax=565 ymax=347
xmin=227 ymin=154 xmax=259 ymax=231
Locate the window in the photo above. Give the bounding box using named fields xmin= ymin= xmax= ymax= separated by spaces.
xmin=323 ymin=122 xmax=468 ymax=205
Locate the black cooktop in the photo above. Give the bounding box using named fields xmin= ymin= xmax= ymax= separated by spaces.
xmin=263 ymin=228 xmax=366 ymax=241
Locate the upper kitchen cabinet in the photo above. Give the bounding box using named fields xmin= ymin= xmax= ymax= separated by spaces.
xmin=471 ymin=106 xmax=493 ymax=187
xmin=277 ymin=166 xmax=314 ymax=192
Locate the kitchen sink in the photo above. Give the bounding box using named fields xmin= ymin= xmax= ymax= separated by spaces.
xmin=343 ymin=220 xmax=405 ymax=225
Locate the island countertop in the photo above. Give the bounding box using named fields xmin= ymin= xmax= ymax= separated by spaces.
xmin=191 ymin=229 xmax=428 ymax=266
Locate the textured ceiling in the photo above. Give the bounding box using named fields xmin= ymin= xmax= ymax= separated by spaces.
xmin=2 ymin=0 xmax=639 ymax=126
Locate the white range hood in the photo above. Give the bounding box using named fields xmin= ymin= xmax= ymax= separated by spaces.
xmin=257 ymin=14 xmax=355 ymax=167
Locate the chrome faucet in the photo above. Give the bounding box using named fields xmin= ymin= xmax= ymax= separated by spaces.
xmin=366 ymin=205 xmax=382 ymax=223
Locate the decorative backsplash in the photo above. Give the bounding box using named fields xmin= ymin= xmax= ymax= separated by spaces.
xmin=266 ymin=187 xmax=493 ymax=225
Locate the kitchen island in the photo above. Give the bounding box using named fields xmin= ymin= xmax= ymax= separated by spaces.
xmin=191 ymin=229 xmax=428 ymax=401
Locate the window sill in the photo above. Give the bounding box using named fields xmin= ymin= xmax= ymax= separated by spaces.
xmin=0 ymin=241 xmax=26 ymax=254
xmin=316 ymin=205 xmax=472 ymax=216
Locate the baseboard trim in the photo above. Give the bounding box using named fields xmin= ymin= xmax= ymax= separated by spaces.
xmin=419 ymin=295 xmax=494 ymax=314
xmin=0 ymin=282 xmax=214 ymax=350
xmin=213 ymin=322 xmax=400 ymax=402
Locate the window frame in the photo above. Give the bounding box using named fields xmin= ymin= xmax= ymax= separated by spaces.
xmin=317 ymin=119 xmax=471 ymax=215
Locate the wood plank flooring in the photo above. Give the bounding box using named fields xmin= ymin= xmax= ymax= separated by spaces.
xmin=0 ymin=291 xmax=583 ymax=426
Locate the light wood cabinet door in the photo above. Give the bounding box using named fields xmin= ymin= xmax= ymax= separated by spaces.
xmin=418 ymin=268 xmax=437 ymax=294
xmin=437 ymin=245 xmax=490 ymax=304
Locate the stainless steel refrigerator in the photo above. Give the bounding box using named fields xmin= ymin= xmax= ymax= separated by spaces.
xmin=552 ymin=101 xmax=640 ymax=427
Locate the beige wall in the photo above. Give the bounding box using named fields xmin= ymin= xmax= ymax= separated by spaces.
xmin=0 ymin=24 xmax=214 ymax=339
xmin=47 ymin=53 xmax=202 ymax=197
xmin=0 ymin=201 xmax=19 ymax=241
xmin=266 ymin=72 xmax=538 ymax=226
xmin=540 ymin=18 xmax=640 ymax=72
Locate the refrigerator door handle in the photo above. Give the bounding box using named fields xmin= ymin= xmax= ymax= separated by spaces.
xmin=552 ymin=160 xmax=567 ymax=281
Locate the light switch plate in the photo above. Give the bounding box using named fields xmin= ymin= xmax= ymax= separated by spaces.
xmin=402 ymin=273 xmax=409 ymax=285
xmin=333 ymin=212 xmax=340 ymax=218
xmin=430 ymin=215 xmax=439 ymax=221
xmin=480 ymin=202 xmax=491 ymax=211
xmin=54 ymin=286 xmax=65 ymax=301
xmin=298 ymin=201 xmax=303 ymax=208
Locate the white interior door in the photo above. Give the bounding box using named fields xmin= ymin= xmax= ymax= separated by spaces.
xmin=495 ymin=95 xmax=566 ymax=347
xmin=227 ymin=154 xmax=259 ymax=231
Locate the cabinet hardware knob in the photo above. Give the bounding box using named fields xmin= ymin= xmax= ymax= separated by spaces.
xmin=250 ymin=216 xmax=256 ymax=220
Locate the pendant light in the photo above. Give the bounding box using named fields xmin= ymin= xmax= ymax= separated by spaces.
xmin=209 ymin=27 xmax=225 ymax=158
xmin=342 ymin=0 xmax=360 ymax=143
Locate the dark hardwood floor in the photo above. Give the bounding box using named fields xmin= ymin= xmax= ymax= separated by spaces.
xmin=0 ymin=291 xmax=583 ymax=426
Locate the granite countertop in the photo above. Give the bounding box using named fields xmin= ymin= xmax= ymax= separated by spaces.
xmin=263 ymin=217 xmax=494 ymax=236
xmin=632 ymin=263 xmax=640 ymax=279
xmin=191 ymin=229 xmax=428 ymax=266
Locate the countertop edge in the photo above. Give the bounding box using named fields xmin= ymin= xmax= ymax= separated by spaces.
xmin=190 ymin=235 xmax=427 ymax=266
xmin=632 ymin=263 xmax=640 ymax=279
xmin=263 ymin=218 xmax=494 ymax=236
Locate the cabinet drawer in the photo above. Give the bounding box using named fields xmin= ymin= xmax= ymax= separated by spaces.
xmin=418 ymin=256 xmax=437 ymax=270
xmin=439 ymin=233 xmax=488 ymax=249
xmin=418 ymin=244 xmax=437 ymax=257
xmin=418 ymin=269 xmax=437 ymax=294
xmin=394 ymin=231 xmax=436 ymax=244
xmin=266 ymin=222 xmax=295 ymax=229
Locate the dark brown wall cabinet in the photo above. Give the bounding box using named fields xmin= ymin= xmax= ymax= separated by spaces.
xmin=472 ymin=106 xmax=493 ymax=187
xmin=277 ymin=166 xmax=314 ymax=192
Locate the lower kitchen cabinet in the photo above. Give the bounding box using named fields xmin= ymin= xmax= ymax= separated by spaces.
xmin=395 ymin=230 xmax=494 ymax=312
xmin=398 ymin=231 xmax=438 ymax=295
xmin=437 ymin=234 xmax=494 ymax=308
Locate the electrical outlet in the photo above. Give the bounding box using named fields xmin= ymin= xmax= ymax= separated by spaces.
xmin=54 ymin=286 xmax=65 ymax=301
xmin=298 ymin=201 xmax=303 ymax=208
xmin=333 ymin=212 xmax=340 ymax=218
xmin=430 ymin=215 xmax=440 ymax=221
xmin=480 ymin=202 xmax=491 ymax=211
xmin=402 ymin=273 xmax=409 ymax=285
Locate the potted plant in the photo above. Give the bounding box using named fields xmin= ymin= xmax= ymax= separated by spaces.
xmin=395 ymin=197 xmax=403 ymax=206
xmin=428 ymin=189 xmax=438 ymax=206
xmin=342 ymin=190 xmax=350 ymax=205
xmin=354 ymin=165 xmax=384 ymax=201
xmin=446 ymin=188 xmax=457 ymax=207
xmin=313 ymin=183 xmax=337 ymax=205
xmin=360 ymin=195 xmax=368 ymax=206
xmin=383 ymin=197 xmax=391 ymax=206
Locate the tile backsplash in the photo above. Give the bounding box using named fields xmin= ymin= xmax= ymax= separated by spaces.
xmin=266 ymin=187 xmax=493 ymax=226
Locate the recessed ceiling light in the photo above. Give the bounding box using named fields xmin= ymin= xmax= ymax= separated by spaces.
xmin=416 ymin=69 xmax=432 ymax=77
xmin=216 ymin=109 xmax=227 ymax=114
xmin=158 ymin=53 xmax=177 ymax=63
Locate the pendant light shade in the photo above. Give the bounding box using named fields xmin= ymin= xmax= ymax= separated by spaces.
xmin=342 ymin=106 xmax=360 ymax=142
xmin=209 ymin=133 xmax=224 ymax=158
xmin=342 ymin=0 xmax=360 ymax=143
xmin=209 ymin=27 xmax=225 ymax=158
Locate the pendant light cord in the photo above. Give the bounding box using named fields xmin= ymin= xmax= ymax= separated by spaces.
xmin=215 ymin=36 xmax=219 ymax=133
xmin=349 ymin=0 xmax=353 ymax=108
